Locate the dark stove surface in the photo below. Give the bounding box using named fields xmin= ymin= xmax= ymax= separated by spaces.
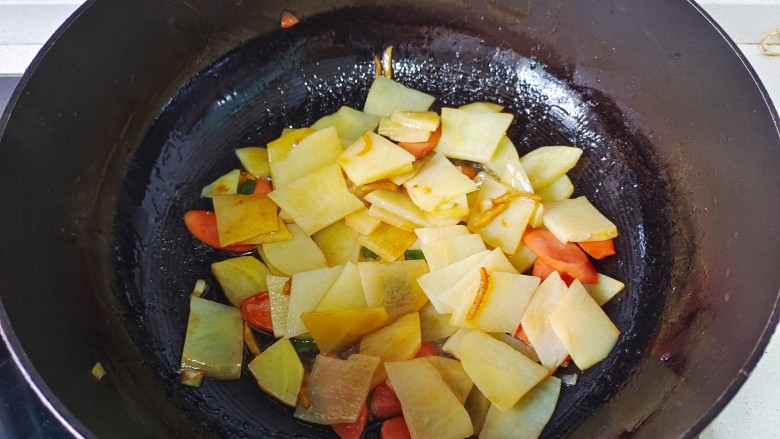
xmin=1 ymin=75 xmax=72 ymax=439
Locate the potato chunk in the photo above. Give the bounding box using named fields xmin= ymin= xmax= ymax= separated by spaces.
xmin=403 ymin=153 xmax=478 ymax=212
xmin=458 ymin=330 xmax=548 ymax=411
xmin=201 ymin=169 xmax=240 ymax=197
xmin=210 ymin=256 xmax=272 ymax=306
xmin=585 ymin=273 xmax=625 ymax=306
xmin=360 ymin=312 xmax=421 ymax=387
xmin=284 ymin=265 xmax=344 ymax=338
xmin=339 ymin=132 xmax=416 ymax=186
xmin=357 ymin=223 xmax=418 ymax=262
xmin=302 ymin=307 xmax=390 ymax=353
xmin=268 ymin=163 xmax=364 ymax=235
xmin=519 ymin=146 xmax=582 ymax=190
xmin=542 ymin=196 xmax=618 ymax=243
xmin=450 ymin=272 xmax=539 ymax=334
xmin=435 ymin=107 xmax=513 ymax=163
xmin=247 ymin=339 xmax=304 ymax=407
xmin=235 ymin=147 xmax=270 ymax=179
xmin=520 ymin=271 xmax=570 ymax=370
xmin=268 ymin=126 xmax=342 ymax=188
xmin=262 ymin=223 xmax=328 ymax=276
xmin=266 ymin=275 xmax=290 ymax=339
xmin=419 ymin=301 xmax=458 ymax=342
xmin=294 ymin=354 xmax=380 ymax=424
xmin=549 ymin=280 xmax=620 ymax=370
xmin=213 ymin=193 xmax=279 ymax=246
xmin=358 ymin=260 xmax=429 ymax=320
xmin=385 ymin=359 xmax=474 ymax=439
xmin=480 ymin=376 xmax=561 ymax=439
xmin=316 ymin=262 xmax=367 ymax=312
xmin=363 ymin=76 xmax=436 ymax=117
xmin=485 ymin=137 xmax=533 ymax=193
xmin=423 ymin=356 xmax=473 ymax=404
xmin=311 ymin=220 xmax=361 ymax=266
xmin=311 ymin=105 xmax=380 ymax=146
xmin=467 ymin=174 xmax=536 ymax=255
xmin=180 ymin=296 xmax=243 ymax=380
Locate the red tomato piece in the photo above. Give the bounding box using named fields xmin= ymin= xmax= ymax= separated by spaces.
xmin=414 ymin=342 xmax=438 ymax=358
xmin=577 ymin=239 xmax=616 ymax=260
xmin=183 ymin=210 xmax=255 ymax=253
xmin=522 ymin=228 xmax=599 ymax=284
xmin=396 ymin=127 xmax=441 ymax=159
xmin=370 ymin=381 xmax=403 ymax=419
xmin=332 ymin=402 xmax=368 ymax=439
xmin=240 ymin=292 xmax=273 ymax=332
xmin=532 ymin=258 xmax=575 ymax=286
xmin=381 ymin=417 xmax=412 ymax=439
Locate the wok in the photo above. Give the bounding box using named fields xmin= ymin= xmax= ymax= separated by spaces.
xmin=1 ymin=0 xmax=778 ymax=437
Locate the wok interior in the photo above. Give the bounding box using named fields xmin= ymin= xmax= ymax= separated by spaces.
xmin=114 ymin=8 xmax=683 ymax=438
xmin=1 ymin=1 xmax=778 ymax=438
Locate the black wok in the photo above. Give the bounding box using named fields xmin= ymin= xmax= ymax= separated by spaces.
xmin=1 ymin=0 xmax=778 ymax=437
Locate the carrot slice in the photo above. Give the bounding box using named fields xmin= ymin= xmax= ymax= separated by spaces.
xmin=532 ymin=258 xmax=575 ymax=286
xmin=514 ymin=324 xmax=532 ymax=346
xmin=183 ymin=210 xmax=255 ymax=252
xmin=577 ymin=239 xmax=616 ymax=260
xmin=381 ymin=417 xmax=412 ymax=439
xmin=396 ymin=126 xmax=441 ymax=159
xmin=241 ymin=292 xmax=273 ymax=332
xmin=460 ymin=164 xmax=477 ymax=179
xmin=370 ymin=381 xmax=403 ymax=419
xmin=280 ymin=11 xmax=299 ymax=29
xmin=522 ymin=228 xmax=598 ymax=284
xmin=253 ymin=178 xmax=273 ymax=195
xmin=414 ymin=342 xmax=438 ymax=358
xmin=332 ymin=402 xmax=368 ymax=439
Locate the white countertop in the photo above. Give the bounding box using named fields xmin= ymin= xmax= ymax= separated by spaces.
xmin=0 ymin=1 xmax=778 ymax=438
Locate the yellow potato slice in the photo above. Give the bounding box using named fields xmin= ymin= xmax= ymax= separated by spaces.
xmin=360 ymin=312 xmax=421 ymax=387
xmin=385 ymin=359 xmax=474 ymax=439
xmin=549 ymin=280 xmax=620 ymax=370
xmin=301 ymin=307 xmax=390 ymax=353
xmin=213 ymin=193 xmax=279 ymax=246
xmin=268 ymin=163 xmax=364 ymax=235
xmin=458 ymin=330 xmax=548 ymax=411
xmin=247 ymin=339 xmax=304 ymax=407
xmin=358 ymin=260 xmax=429 ymax=320
xmin=210 ymin=256 xmax=272 ymax=307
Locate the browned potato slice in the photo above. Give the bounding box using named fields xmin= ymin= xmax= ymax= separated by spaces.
xmin=294 ymin=354 xmax=381 ymax=424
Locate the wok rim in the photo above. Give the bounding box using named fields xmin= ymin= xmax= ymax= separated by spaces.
xmin=0 ymin=0 xmax=777 ymax=438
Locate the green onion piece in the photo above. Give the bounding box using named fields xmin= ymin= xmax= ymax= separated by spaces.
xmin=290 ymin=338 xmax=320 ymax=368
xmin=362 ymin=247 xmax=380 ymax=261
xmin=191 ymin=237 xmax=210 ymax=255
xmin=180 ymin=369 xmax=206 ymax=387
xmin=237 ymin=180 xmax=256 ymax=195
xmin=405 ymin=249 xmax=425 ymax=260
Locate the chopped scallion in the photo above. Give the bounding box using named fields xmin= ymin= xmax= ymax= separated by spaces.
xmin=362 ymin=247 xmax=380 ymax=261
xmin=237 ymin=180 xmax=257 ymax=195
xmin=404 ymin=249 xmax=425 ymax=260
